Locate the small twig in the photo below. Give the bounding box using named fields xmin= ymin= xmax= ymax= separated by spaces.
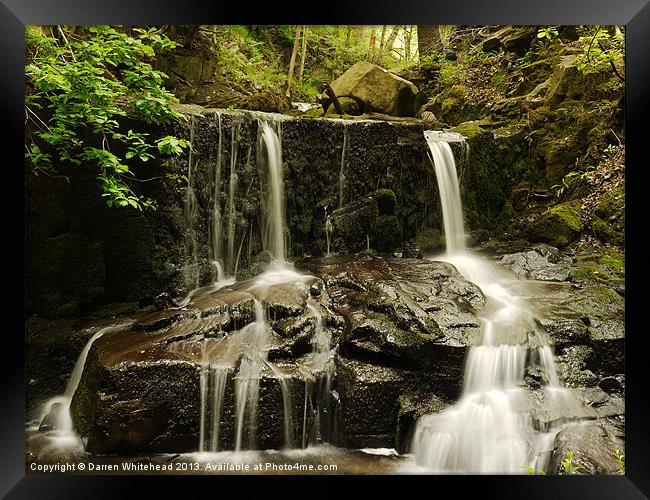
xmin=610 ymin=128 xmax=622 ymax=146
xmin=597 ymin=39 xmax=625 ymax=82
xmin=25 ymin=105 xmax=52 ymax=132
xmin=57 ymin=26 xmax=76 ymax=62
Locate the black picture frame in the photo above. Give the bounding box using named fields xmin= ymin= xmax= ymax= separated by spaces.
xmin=7 ymin=1 xmax=649 ymax=497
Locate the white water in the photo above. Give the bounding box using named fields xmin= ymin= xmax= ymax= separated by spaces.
xmin=260 ymin=121 xmax=286 ymax=262
xmin=211 ymin=112 xmax=225 ymax=282
xmin=37 ymin=322 xmax=133 ymax=449
xmin=184 ymin=115 xmax=200 ymax=289
xmin=412 ymin=133 xmax=564 ymax=473
xmin=324 ymin=216 xmax=333 ymax=256
xmin=302 ymin=302 xmax=335 ymax=447
xmin=425 ymin=133 xmax=466 ymax=254
xmin=226 ymin=121 xmax=241 ymax=276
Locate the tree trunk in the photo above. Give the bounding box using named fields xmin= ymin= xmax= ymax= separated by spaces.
xmin=298 ymin=26 xmax=308 ymax=84
xmin=286 ymin=25 xmax=302 ymax=99
xmin=367 ymin=28 xmax=376 ymax=61
xmin=375 ymin=25 xmax=387 ymax=64
xmin=385 ymin=26 xmax=401 ymax=53
xmin=417 ymin=25 xmax=442 ymax=59
xmin=404 ymin=26 xmax=412 ymax=63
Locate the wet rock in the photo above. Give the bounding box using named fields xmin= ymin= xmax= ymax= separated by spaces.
xmin=401 ymin=240 xmax=423 ymax=259
xmin=499 ymin=244 xmax=573 ymax=281
xmin=574 ymin=387 xmax=624 ymax=419
xmin=329 ymin=195 xmax=379 ymax=254
xmin=528 ymin=389 xmax=597 ymax=432
xmin=396 ymin=393 xmax=450 ymax=453
xmin=154 ymin=292 xmax=178 ymax=311
xmin=39 ymin=403 xmax=64 ymax=432
xmin=301 ymin=254 xmax=484 ymax=396
xmin=249 ymin=282 xmax=309 ymax=320
xmin=548 ymin=419 xmax=624 ymax=475
xmin=598 ymin=376 xmax=623 ymax=395
xmin=523 ymin=282 xmax=624 ymax=373
xmin=336 ymin=357 xmax=409 ymax=448
xmin=327 ymin=61 xmax=419 ymax=117
xmin=555 ymin=345 xmax=599 ymax=388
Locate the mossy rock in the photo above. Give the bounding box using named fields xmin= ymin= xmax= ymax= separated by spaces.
xmin=371 ymin=215 xmax=402 ymax=253
xmin=527 ymin=200 xmax=583 ymax=248
xmin=450 ymin=121 xmax=493 ymax=143
xmin=591 ymin=187 xmax=624 ymax=246
xmin=304 ymin=106 xmax=325 ymax=117
xmin=433 ymin=85 xmax=480 ymax=126
xmin=326 ymin=97 xmax=361 ymax=116
xmin=490 ymin=96 xmax=523 ymax=122
xmin=372 ymin=188 xmax=397 ymax=215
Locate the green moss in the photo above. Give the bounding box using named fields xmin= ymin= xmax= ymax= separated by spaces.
xmin=490 ymin=96 xmax=523 ymax=121
xmin=592 ymin=186 xmax=625 ymax=246
xmin=304 ymin=106 xmax=325 ymax=117
xmin=527 ymin=200 xmax=583 ymax=248
xmin=574 ymin=260 xmax=614 ymax=283
xmin=573 ymin=249 xmax=624 ymax=284
xmin=450 ymin=122 xmax=491 ymax=141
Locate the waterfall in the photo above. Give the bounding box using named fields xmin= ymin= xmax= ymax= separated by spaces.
xmin=211 ymin=112 xmax=224 ymax=282
xmin=412 ymin=132 xmax=564 ymax=473
xmin=226 ymin=121 xmax=241 ymax=276
xmin=338 ymin=124 xmax=349 ymax=209
xmin=301 ymin=302 xmax=335 ymax=447
xmin=184 ymin=115 xmax=200 ymax=289
xmin=324 ymin=216 xmax=333 ymax=256
xmin=425 ymin=131 xmax=466 ymax=254
xmin=38 ymin=322 xmax=133 ymax=443
xmin=233 ymin=299 xmax=268 ymax=451
xmin=259 ymin=121 xmax=286 ymax=262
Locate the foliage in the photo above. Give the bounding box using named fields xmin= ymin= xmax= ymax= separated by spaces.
xmin=536 ymin=26 xmax=559 ymax=46
xmin=551 ymin=164 xmax=594 ymax=198
xmin=208 ymin=26 xmax=286 ymax=94
xmin=576 ymin=25 xmax=625 ymax=84
xmin=521 ymin=464 xmax=546 ymax=475
xmin=559 ymin=451 xmax=582 ymax=475
xmin=25 ymin=25 xmax=189 ymax=210
xmin=613 ymin=448 xmax=625 ymax=475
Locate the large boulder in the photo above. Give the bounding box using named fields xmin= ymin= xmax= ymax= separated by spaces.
xmin=300 ymin=254 xmax=485 ymax=398
xmin=328 ymin=61 xmax=419 ymax=117
xmin=526 ymin=201 xmax=583 ymax=248
xmin=547 ymin=419 xmax=624 ymax=475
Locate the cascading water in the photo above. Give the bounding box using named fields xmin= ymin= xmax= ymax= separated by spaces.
xmin=36 ymin=322 xmax=133 ymax=449
xmin=210 ymin=112 xmax=225 ymax=282
xmin=306 ymin=302 xmax=336 ymax=446
xmin=324 ymin=215 xmax=333 ymax=257
xmin=226 ymin=121 xmax=241 ymax=276
xmin=195 ymin=120 xmax=318 ymax=453
xmin=259 ymin=121 xmax=286 ymax=262
xmin=184 ymin=115 xmax=200 ymax=289
xmin=412 ymin=131 xmax=565 ymax=473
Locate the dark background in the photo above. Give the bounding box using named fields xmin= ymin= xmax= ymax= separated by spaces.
xmin=5 ymin=0 xmax=649 ymax=497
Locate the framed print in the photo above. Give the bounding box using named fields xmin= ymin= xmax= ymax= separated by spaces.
xmin=5 ymin=0 xmax=649 ymax=497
